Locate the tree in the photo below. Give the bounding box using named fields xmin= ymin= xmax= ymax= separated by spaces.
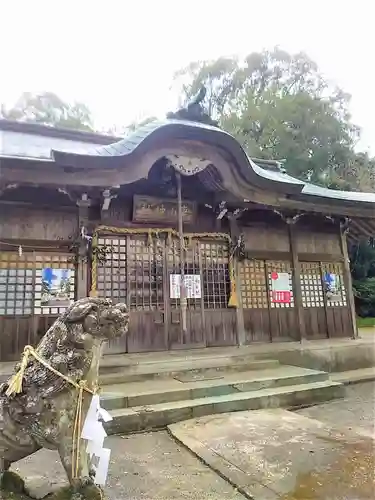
xmin=350 ymin=239 xmax=375 ymax=317
xmin=1 ymin=92 xmax=94 ymax=132
xmin=173 ymin=48 xmax=372 ymax=187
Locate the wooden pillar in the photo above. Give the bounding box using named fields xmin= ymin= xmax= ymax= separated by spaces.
xmin=287 ymin=221 xmax=306 ymax=341
xmin=175 ymin=172 xmax=187 ymax=341
xmin=339 ymin=224 xmax=358 ymax=339
xmin=76 ymin=195 xmax=91 ymax=299
xmin=229 ymin=218 xmax=246 ymax=346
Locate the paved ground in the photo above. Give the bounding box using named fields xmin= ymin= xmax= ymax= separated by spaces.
xmin=297 ymin=381 xmax=375 ymax=438
xmin=169 ymin=408 xmax=374 ymax=499
xmin=13 ymin=432 xmax=245 ymax=500
xmin=10 ymin=382 xmax=375 ymax=499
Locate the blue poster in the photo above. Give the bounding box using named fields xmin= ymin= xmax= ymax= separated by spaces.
xmin=323 ymin=271 xmax=341 ymax=298
xmin=41 ymin=268 xmax=71 ymax=306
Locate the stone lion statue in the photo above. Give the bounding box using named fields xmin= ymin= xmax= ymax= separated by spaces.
xmin=0 ymin=297 xmax=129 ymax=499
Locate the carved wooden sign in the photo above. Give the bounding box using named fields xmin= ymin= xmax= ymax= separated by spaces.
xmin=133 ymin=195 xmax=196 ymax=224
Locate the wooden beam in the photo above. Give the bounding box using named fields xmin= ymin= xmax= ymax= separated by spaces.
xmin=339 ymin=224 xmax=358 ymax=339
xmin=298 ymin=252 xmax=344 ymax=263
xmin=218 ymin=192 xmax=375 ymax=220
xmin=277 ymin=197 xmax=375 ymax=219
xmin=242 ymin=250 xmax=292 ymax=261
xmin=288 ymin=222 xmax=305 ymax=341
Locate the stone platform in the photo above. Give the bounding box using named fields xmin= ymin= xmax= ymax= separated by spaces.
xmin=168 ymin=408 xmax=375 ymax=499
xmin=97 ymin=337 xmax=375 ymax=434
xmin=103 ymin=362 xmax=343 ymax=434
xmin=99 ymin=350 xmax=344 ymax=434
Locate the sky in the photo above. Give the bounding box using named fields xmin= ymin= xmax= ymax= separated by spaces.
xmin=0 ymin=1 xmax=373 ymax=153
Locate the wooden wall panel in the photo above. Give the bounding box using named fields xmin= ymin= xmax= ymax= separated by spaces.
xmin=101 ymin=201 xmax=131 ymax=227
xmin=243 ymin=226 xmax=290 ymax=252
xmin=296 ymin=229 xmax=341 ymax=255
xmin=0 ymin=207 xmax=78 ymax=241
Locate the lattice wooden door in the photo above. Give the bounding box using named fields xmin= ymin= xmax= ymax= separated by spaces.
xmin=239 ymin=258 xmax=297 ymax=342
xmin=166 ymin=238 xmax=205 ymax=348
xmin=96 ymin=234 xmax=167 ymax=353
xmin=321 ymin=261 xmax=351 ymax=338
xmin=166 ymin=237 xmax=236 ymax=348
xmin=300 ymin=262 xmax=328 ymax=339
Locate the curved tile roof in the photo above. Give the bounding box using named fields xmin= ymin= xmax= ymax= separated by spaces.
xmin=52 ymin=118 xmax=375 ymax=206
xmin=301 ymin=183 xmax=375 ymax=203
xmin=52 ymin=119 xmax=305 ymax=195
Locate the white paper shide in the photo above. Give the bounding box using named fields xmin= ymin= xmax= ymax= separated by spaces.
xmin=81 ymin=394 xmax=113 ymax=486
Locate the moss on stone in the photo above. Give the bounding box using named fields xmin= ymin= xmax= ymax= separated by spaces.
xmin=46 ymin=484 xmax=105 ymax=500
xmin=45 ymin=486 xmax=73 ymax=500
xmin=1 ymin=493 xmax=31 ymax=500
xmin=1 ymin=471 xmax=26 ymax=493
xmin=80 ymin=484 xmax=104 ymax=500
xmin=1 ymin=473 xmax=105 ymax=500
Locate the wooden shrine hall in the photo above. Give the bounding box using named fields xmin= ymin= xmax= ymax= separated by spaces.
xmin=1 ymin=92 xmax=375 ymax=361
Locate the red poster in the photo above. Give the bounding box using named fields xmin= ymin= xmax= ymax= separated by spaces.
xmin=271 ymin=291 xmax=291 ymax=303
xmin=270 ymin=272 xmax=291 ymax=304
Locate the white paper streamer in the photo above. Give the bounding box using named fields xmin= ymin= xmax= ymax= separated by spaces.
xmin=81 ymin=395 xmax=112 ymax=486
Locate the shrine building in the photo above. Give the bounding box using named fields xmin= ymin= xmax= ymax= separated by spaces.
xmin=1 ymin=99 xmax=375 ymax=361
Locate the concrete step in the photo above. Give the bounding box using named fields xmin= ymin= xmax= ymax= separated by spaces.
xmin=100 ymin=366 xmax=329 ymax=410
xmin=330 ymin=367 xmax=375 ymax=385
xmin=99 ymin=357 xmax=280 ymax=385
xmin=106 ymin=379 xmax=344 ymax=434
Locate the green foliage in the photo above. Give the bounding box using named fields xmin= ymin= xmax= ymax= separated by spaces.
xmin=352 ymin=277 xmax=375 ymax=317
xmin=1 ymin=92 xmax=94 ymax=132
xmin=350 ymin=239 xmax=375 ymax=281
xmin=356 ymin=316 xmax=375 ymax=328
xmin=350 ymin=240 xmax=375 ymax=317
xmin=173 ymin=48 xmax=375 ymax=188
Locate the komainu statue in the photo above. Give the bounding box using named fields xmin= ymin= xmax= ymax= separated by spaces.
xmin=0 ymin=297 xmax=129 ymax=499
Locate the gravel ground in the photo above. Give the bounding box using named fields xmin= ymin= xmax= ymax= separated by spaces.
xmin=297 ymin=381 xmax=375 ymax=438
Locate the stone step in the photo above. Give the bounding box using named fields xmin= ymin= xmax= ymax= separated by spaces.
xmin=100 ymin=366 xmax=329 ymax=410
xmin=99 ymin=357 xmax=280 ymax=385
xmin=330 ymin=367 xmax=375 ymax=385
xmin=106 ymin=379 xmax=344 ymax=434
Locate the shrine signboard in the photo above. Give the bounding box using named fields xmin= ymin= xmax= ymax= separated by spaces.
xmin=270 ymin=272 xmax=291 ymax=303
xmin=133 ymin=195 xmax=196 ymax=224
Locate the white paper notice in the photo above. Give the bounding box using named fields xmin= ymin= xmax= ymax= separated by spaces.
xmin=272 ymin=272 xmax=290 ymax=292
xmin=169 ymin=274 xmax=202 ymax=299
xmin=95 ymin=448 xmax=111 ymax=486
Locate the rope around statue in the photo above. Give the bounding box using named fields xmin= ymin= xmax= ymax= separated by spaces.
xmin=5 ymin=344 xmax=97 ymax=480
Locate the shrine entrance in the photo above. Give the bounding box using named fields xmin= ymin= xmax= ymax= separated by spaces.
xmin=94 ymin=230 xmax=237 ymax=354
